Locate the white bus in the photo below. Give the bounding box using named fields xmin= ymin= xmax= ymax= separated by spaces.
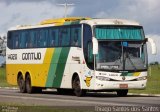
xmin=6 ymin=17 xmax=156 ymax=96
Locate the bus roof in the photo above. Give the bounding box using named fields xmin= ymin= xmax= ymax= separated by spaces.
xmin=8 ymin=17 xmax=140 ymax=31
xmin=80 ymin=19 xmax=140 ymax=26
xmin=40 ymin=17 xmax=91 ymax=25
xmin=8 ymin=17 xmax=90 ymax=31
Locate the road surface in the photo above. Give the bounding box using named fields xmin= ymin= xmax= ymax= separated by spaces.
xmin=0 ymin=88 xmax=159 ymax=107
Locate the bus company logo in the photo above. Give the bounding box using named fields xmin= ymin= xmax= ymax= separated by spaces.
xmin=122 ymin=76 xmax=126 ymax=80
xmin=113 ymin=20 xmax=123 ymax=25
xmin=84 ymin=71 xmax=92 ymax=87
xmin=85 ymin=76 xmax=92 ymax=87
xmin=22 ymin=52 xmax=41 ymax=60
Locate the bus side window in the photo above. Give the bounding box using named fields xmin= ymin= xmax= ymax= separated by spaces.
xmin=37 ymin=29 xmax=48 ymax=48
xmin=49 ymin=30 xmax=56 ymax=47
xmin=25 ymin=32 xmax=32 ymax=48
xmin=33 ymin=31 xmax=37 ymax=48
xmin=58 ymin=27 xmax=70 ymax=47
xmin=7 ymin=32 xmax=13 ymax=49
xmin=20 ymin=31 xmax=26 ymax=48
xmin=14 ymin=33 xmax=20 ymax=49
xmin=51 ymin=32 xmax=55 ymax=46
xmin=49 ymin=28 xmax=59 ymax=47
xmin=25 ymin=32 xmax=28 ymax=48
xmin=44 ymin=29 xmax=48 ymax=47
xmin=71 ymin=26 xmax=81 ymax=47
xmin=58 ymin=29 xmax=62 ymax=46
xmin=63 ymin=28 xmax=70 ymax=46
xmin=88 ymin=42 xmax=93 ymax=62
xmin=40 ymin=30 xmax=44 ymax=47
xmin=29 ymin=30 xmax=36 ymax=48
xmin=36 ymin=30 xmax=41 ymax=47
xmin=71 ymin=29 xmax=78 ymax=46
xmin=83 ymin=24 xmax=93 ymax=69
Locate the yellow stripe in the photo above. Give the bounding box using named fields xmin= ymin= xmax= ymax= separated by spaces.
xmin=43 ymin=48 xmax=55 ymax=63
xmin=32 ymin=48 xmax=54 ymax=86
xmin=39 ymin=17 xmax=91 ymax=25
xmin=133 ymin=72 xmax=141 ymax=76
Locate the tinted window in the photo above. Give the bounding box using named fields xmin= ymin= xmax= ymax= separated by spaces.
xmin=83 ymin=24 xmax=93 ymax=69
xmin=71 ymin=25 xmax=81 ymax=47
xmin=12 ymin=32 xmax=20 ymax=49
xmin=7 ymin=25 xmax=82 ymax=49
xmin=48 ymin=28 xmax=58 ymax=47
xmin=59 ymin=27 xmax=70 ymax=46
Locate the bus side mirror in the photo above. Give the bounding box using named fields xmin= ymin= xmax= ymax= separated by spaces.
xmin=92 ymin=37 xmax=98 ymax=54
xmin=147 ymin=37 xmax=157 ymax=55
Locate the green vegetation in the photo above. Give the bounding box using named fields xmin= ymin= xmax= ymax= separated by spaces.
xmin=0 ymin=67 xmax=16 ymax=87
xmin=0 ymin=67 xmax=8 ymax=87
xmin=129 ymin=65 xmax=160 ymax=94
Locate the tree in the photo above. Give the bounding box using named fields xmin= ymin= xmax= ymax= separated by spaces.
xmin=155 ymin=61 xmax=159 ymax=65
xmin=0 ymin=35 xmax=6 ymax=56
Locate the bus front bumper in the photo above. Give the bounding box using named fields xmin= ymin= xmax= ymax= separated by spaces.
xmin=94 ymin=80 xmax=147 ymax=90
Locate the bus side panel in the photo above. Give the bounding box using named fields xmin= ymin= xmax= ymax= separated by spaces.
xmin=45 ymin=47 xmax=70 ymax=88
xmin=59 ymin=47 xmax=84 ymax=89
xmin=6 ymin=64 xmax=49 ymax=86
xmin=6 ymin=64 xmax=20 ymax=85
xmin=60 ymin=47 xmax=95 ymax=90
xmin=6 ymin=48 xmax=54 ymax=87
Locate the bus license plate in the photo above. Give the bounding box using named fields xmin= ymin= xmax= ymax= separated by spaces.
xmin=119 ymin=84 xmax=128 ymax=89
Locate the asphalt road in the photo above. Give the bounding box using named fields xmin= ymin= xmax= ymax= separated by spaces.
xmin=0 ymin=88 xmax=160 ymax=107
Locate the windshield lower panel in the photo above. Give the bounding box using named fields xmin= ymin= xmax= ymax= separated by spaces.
xmin=96 ymin=41 xmax=147 ymax=72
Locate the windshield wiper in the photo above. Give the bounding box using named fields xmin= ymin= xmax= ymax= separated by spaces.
xmin=124 ymin=52 xmax=137 ymax=71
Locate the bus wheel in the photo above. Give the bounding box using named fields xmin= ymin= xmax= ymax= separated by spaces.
xmin=72 ymin=76 xmax=86 ymax=97
xmin=18 ymin=75 xmax=26 ymax=93
xmin=117 ymin=90 xmax=128 ymax=97
xmin=26 ymin=75 xmax=33 ymax=94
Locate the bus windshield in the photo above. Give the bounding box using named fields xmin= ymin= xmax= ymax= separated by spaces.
xmin=94 ymin=25 xmax=147 ymax=72
xmin=96 ymin=41 xmax=147 ymax=71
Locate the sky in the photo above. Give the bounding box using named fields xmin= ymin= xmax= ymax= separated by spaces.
xmin=0 ymin=0 xmax=160 ymax=64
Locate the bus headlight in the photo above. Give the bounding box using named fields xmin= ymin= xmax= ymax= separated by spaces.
xmin=96 ymin=76 xmax=110 ymax=81
xmin=137 ymin=76 xmax=147 ymax=81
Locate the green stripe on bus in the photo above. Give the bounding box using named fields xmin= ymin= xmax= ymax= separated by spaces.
xmin=121 ymin=72 xmax=133 ymax=76
xmin=46 ymin=48 xmax=62 ymax=87
xmin=121 ymin=72 xmax=128 ymax=76
xmin=52 ymin=47 xmax=70 ymax=87
xmin=127 ymin=73 xmax=133 ymax=76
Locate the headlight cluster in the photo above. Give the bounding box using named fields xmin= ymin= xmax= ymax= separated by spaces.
xmin=137 ymin=76 xmax=147 ymax=81
xmin=96 ymin=76 xmax=110 ymax=81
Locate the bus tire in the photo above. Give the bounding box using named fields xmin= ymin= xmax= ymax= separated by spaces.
xmin=72 ymin=75 xmax=86 ymax=97
xmin=17 ymin=75 xmax=26 ymax=93
xmin=25 ymin=74 xmax=33 ymax=94
xmin=117 ymin=90 xmax=128 ymax=97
